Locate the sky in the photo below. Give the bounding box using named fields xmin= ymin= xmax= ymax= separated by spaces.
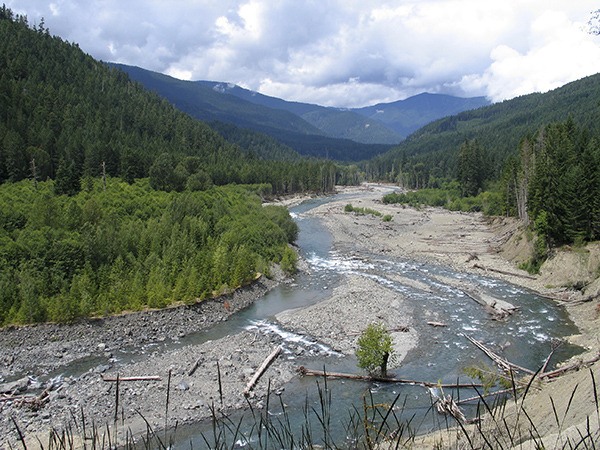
xmin=7 ymin=1 xmax=600 ymax=108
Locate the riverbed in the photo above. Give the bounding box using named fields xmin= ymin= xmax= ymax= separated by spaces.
xmin=0 ymin=184 xmax=590 ymax=449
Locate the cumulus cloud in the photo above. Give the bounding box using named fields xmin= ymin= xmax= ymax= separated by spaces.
xmin=7 ymin=0 xmax=600 ymax=107
xmin=462 ymin=9 xmax=600 ymax=101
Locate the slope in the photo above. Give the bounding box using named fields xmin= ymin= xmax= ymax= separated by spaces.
xmin=202 ymin=81 xmax=403 ymax=144
xmin=111 ymin=64 xmax=394 ymax=161
xmin=0 ymin=9 xmax=341 ymax=194
xmin=371 ymin=73 xmax=600 ymax=177
xmin=353 ymin=92 xmax=490 ymax=137
xmin=110 ymin=64 xmax=323 ymax=137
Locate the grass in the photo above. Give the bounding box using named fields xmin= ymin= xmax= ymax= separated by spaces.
xmin=344 ymin=203 xmax=393 ymax=222
xmin=7 ymin=368 xmax=599 ymax=449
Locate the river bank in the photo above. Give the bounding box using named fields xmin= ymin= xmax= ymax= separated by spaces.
xmin=308 ymin=183 xmax=600 ymax=448
xmin=1 ymin=183 xmax=599 ymax=449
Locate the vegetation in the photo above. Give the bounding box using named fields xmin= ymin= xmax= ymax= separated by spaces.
xmin=112 ymin=64 xmax=396 ymax=161
xmin=8 ymin=369 xmax=598 ymax=449
xmin=0 ymin=8 xmax=351 ymax=196
xmin=344 ymin=203 xmax=386 ymax=219
xmin=364 ymin=73 xmax=600 ymax=188
xmin=383 ymin=117 xmax=600 ymax=272
xmin=355 ymin=322 xmax=396 ymax=377
xmin=0 ymin=178 xmax=298 ymax=325
xmin=382 ymin=181 xmax=504 ymax=216
xmin=0 ymin=6 xmax=364 ymax=325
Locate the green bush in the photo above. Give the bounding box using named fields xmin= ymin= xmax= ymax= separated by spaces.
xmin=356 ymin=322 xmax=396 ymax=377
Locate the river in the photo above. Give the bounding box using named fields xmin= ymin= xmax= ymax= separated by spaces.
xmin=170 ymin=192 xmax=583 ymax=448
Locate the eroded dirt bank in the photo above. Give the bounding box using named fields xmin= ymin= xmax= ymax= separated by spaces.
xmin=1 ymin=184 xmax=599 ymax=449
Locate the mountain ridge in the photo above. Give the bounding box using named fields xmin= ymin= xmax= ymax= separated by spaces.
xmin=110 ymin=63 xmax=490 ymax=156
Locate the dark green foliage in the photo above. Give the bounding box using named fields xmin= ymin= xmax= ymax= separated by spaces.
xmin=526 ymin=120 xmax=600 ymax=246
xmin=457 ymin=139 xmax=488 ymax=197
xmin=383 ymin=182 xmax=504 ymax=216
xmin=365 ymin=73 xmax=600 ymax=187
xmin=344 ymin=203 xmax=383 ymax=217
xmin=112 ymin=64 xmax=394 ymax=161
xmin=0 ymin=179 xmax=299 ymax=325
xmin=0 ymin=11 xmax=348 ymax=195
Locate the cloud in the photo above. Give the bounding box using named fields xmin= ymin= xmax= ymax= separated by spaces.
xmin=462 ymin=9 xmax=600 ymax=101
xmin=7 ymin=0 xmax=600 ymax=107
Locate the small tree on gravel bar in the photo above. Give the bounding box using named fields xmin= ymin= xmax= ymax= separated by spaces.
xmin=356 ymin=322 xmax=396 ymax=377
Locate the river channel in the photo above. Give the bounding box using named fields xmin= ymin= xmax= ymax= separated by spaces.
xmin=170 ymin=191 xmax=583 ymax=448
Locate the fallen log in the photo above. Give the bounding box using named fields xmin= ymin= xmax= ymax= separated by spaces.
xmin=297 ymin=367 xmax=482 ymax=389
xmin=348 ymin=326 xmax=410 ymax=336
xmin=243 ymin=346 xmax=281 ymax=397
xmin=0 ymin=389 xmax=49 ymax=409
xmin=539 ymin=353 xmax=600 ymax=380
xmin=188 ymin=358 xmax=202 ymax=376
xmin=457 ymin=387 xmax=516 ymax=404
xmin=464 ymin=334 xmax=535 ymax=375
xmin=461 ymin=289 xmax=518 ymax=320
xmin=102 ymin=376 xmax=161 ymax=382
xmin=427 ymin=321 xmax=447 ymax=327
xmin=435 ymin=394 xmax=466 ymax=423
xmin=472 ymin=263 xmax=537 ymax=280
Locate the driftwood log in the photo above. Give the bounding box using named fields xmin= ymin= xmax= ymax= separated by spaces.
xmin=539 ymin=353 xmax=600 ymax=379
xmin=243 ymin=346 xmax=282 ymax=397
xmin=462 ymin=290 xmax=518 ymax=320
xmin=472 ymin=263 xmax=537 ymax=280
xmin=0 ymin=389 xmax=49 ymax=409
xmin=464 ymin=334 xmax=534 ymax=375
xmin=298 ymin=367 xmax=482 ymax=389
xmin=102 ymin=376 xmax=161 ymax=382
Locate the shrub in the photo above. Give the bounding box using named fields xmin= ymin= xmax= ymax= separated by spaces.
xmin=356 ymin=322 xmax=396 ymax=377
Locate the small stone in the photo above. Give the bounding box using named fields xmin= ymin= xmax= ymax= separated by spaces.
xmin=177 ymin=380 xmax=190 ymax=391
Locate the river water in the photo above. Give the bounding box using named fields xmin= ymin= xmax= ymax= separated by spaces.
xmin=170 ymin=192 xmax=583 ymax=448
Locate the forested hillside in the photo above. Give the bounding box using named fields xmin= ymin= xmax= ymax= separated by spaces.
xmin=366 ymin=74 xmax=600 ymax=185
xmin=0 ymin=8 xmax=342 ymax=195
xmin=112 ymin=64 xmax=395 ymax=161
xmin=353 ymin=92 xmax=489 ymax=138
xmin=0 ymin=179 xmax=299 ymax=325
xmin=198 ymin=80 xmax=403 ymax=144
xmin=0 ymin=7 xmax=346 ymax=325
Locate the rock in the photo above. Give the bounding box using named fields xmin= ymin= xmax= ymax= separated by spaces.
xmin=94 ymin=364 xmax=111 ymax=374
xmin=177 ymin=380 xmax=190 ymax=391
xmin=0 ymin=376 xmax=29 ymax=394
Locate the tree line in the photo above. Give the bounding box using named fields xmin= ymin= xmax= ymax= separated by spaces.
xmin=383 ymin=117 xmax=600 ymax=271
xmin=0 ymin=179 xmax=299 ymax=325
xmin=0 ymin=7 xmax=352 ymax=196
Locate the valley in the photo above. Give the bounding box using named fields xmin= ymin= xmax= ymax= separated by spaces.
xmin=2 ymin=184 xmax=598 ymax=448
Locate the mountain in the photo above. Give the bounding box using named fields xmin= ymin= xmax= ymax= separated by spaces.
xmin=0 ymin=9 xmax=342 ymax=194
xmin=367 ymin=72 xmax=600 ymax=181
xmin=353 ymin=93 xmax=490 ymax=137
xmin=197 ymin=81 xmax=489 ymax=145
xmin=111 ymin=63 xmax=394 ymax=161
xmin=200 ymin=81 xmax=403 ymax=144
xmin=109 ymin=64 xmax=323 ymax=137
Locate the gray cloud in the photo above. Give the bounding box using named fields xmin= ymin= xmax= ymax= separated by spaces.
xmin=8 ymin=0 xmax=600 ymax=107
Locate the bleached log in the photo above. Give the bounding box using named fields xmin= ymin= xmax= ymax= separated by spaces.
xmin=462 ymin=289 xmax=518 ymax=319
xmin=298 ymin=367 xmax=482 ymax=389
xmin=472 ymin=263 xmax=537 ymax=280
xmin=243 ymin=346 xmax=281 ymax=397
xmin=102 ymin=376 xmax=161 ymax=382
xmin=539 ymin=353 xmax=600 ymax=380
xmin=464 ymin=334 xmax=535 ymax=375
